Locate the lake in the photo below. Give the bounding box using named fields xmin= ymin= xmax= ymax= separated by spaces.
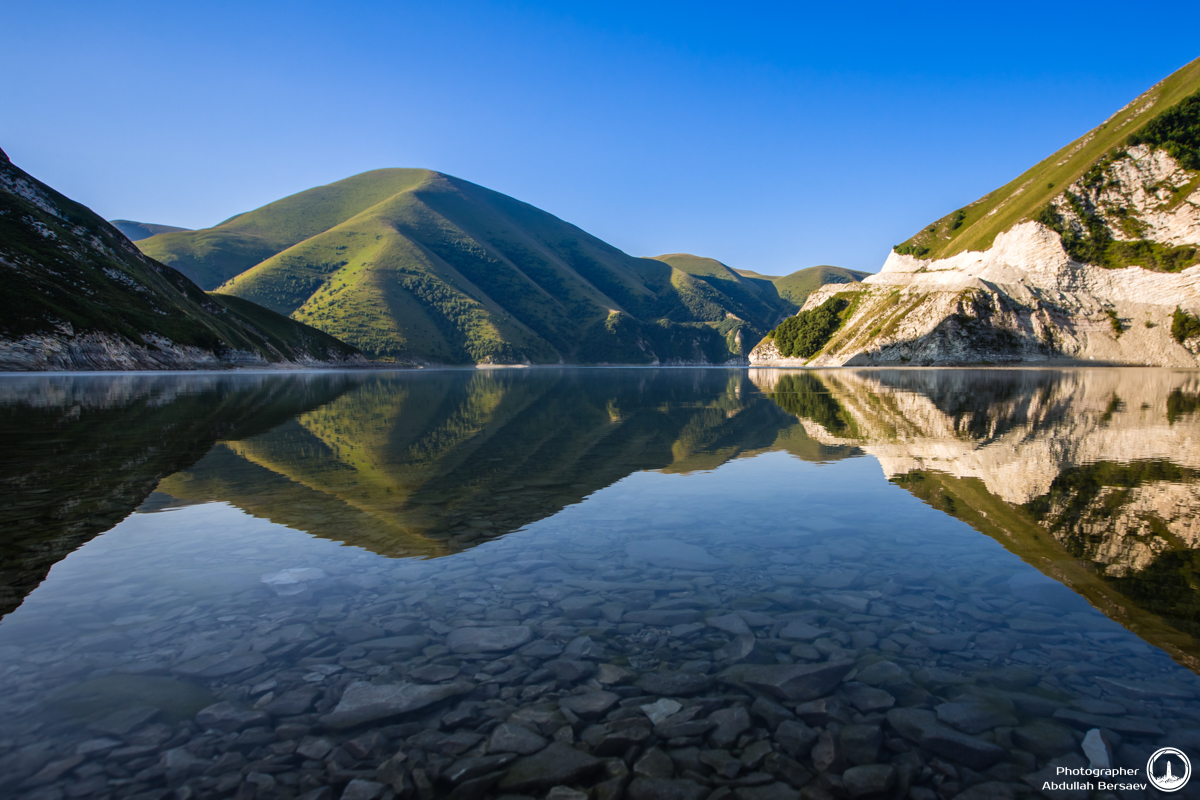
xmin=1 ymin=367 xmax=1199 ymax=800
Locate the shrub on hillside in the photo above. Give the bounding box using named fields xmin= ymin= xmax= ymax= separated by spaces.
xmin=771 ymin=296 xmax=850 ymax=359
xmin=1172 ymin=307 xmax=1200 ymax=343
xmin=1129 ymin=88 xmax=1200 ymax=171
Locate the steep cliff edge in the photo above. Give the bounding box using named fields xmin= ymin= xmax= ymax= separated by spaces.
xmin=751 ymin=57 xmax=1200 ymax=367
xmin=0 ymin=147 xmax=365 ymax=370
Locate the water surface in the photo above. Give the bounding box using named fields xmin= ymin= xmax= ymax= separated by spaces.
xmin=1 ymin=368 xmax=1199 ymax=800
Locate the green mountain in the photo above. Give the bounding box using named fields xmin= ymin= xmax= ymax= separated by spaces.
xmin=109 ymin=219 xmax=191 ymax=241
xmin=136 ymin=170 xmax=788 ymax=364
xmin=0 ymin=147 xmax=362 ymax=370
xmin=714 ymin=263 xmax=870 ymax=309
xmin=895 ymin=56 xmax=1200 ymax=270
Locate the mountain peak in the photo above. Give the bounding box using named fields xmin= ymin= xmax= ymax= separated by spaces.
xmin=134 ymin=171 xmax=798 ymax=364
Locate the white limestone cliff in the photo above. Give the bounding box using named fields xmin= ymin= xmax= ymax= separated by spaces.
xmin=750 ymin=146 xmax=1200 ymax=367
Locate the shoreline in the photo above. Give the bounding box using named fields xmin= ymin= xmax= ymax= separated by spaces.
xmin=4 ymin=362 xmax=1200 ymax=377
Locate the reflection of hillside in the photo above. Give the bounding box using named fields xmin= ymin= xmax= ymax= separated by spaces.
xmin=754 ymin=368 xmax=1200 ymax=668
xmin=0 ymin=373 xmax=364 ymax=619
xmin=160 ymin=371 xmax=857 ymax=557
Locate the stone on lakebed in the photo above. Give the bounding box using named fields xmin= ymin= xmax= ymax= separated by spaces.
xmin=497 ymin=742 xmax=605 ymax=792
xmin=446 ymin=626 xmax=533 ymax=653
xmin=626 ymin=539 xmax=724 ymax=570
xmin=320 ymin=680 xmax=475 ymax=729
xmin=719 ymin=660 xmax=854 ymax=702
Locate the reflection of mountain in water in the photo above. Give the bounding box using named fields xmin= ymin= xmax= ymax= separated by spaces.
xmin=156 ymin=371 xmax=856 ymax=558
xmin=753 ymin=368 xmax=1200 ymax=668
xmin=14 ymin=366 xmax=1198 ymax=671
xmin=0 ymin=373 xmax=365 ymax=618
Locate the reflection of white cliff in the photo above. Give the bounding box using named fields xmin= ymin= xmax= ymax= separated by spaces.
xmin=750 ymin=368 xmax=1200 ymax=575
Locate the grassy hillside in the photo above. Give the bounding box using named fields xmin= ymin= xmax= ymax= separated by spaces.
xmin=896 ymin=56 xmax=1200 ymax=263
xmin=0 ymin=147 xmax=360 ymax=365
xmin=769 ymin=265 xmax=871 ymax=307
xmin=726 ymin=264 xmax=870 ymax=307
xmin=137 ymin=169 xmax=432 ymax=290
xmin=140 ymin=170 xmax=763 ymax=364
xmin=109 ymin=220 xmax=190 ymax=241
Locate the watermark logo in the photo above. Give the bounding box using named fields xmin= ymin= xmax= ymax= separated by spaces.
xmin=1148 ymin=748 xmax=1191 ymax=792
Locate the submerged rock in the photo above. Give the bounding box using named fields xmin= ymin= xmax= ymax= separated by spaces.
xmin=497 ymin=742 xmax=605 ymax=792
xmin=627 ymin=540 xmax=724 ymax=570
xmin=720 ymin=660 xmax=854 ymax=701
xmin=446 ymin=626 xmax=534 ymax=653
xmin=321 ymin=680 xmax=475 ymax=729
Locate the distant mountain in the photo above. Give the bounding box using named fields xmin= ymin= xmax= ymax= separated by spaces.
xmin=0 ymin=147 xmax=364 ymax=370
xmin=757 ymin=265 xmax=870 ymax=308
xmin=109 ymin=219 xmax=191 ymax=241
xmin=752 ymin=57 xmax=1200 ymax=367
xmin=136 ymin=170 xmax=780 ymax=364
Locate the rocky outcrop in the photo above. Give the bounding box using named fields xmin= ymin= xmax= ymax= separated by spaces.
xmin=750 ymin=220 xmax=1200 ymax=366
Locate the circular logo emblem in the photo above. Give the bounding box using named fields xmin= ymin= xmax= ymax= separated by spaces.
xmin=1148 ymin=748 xmax=1191 ymax=792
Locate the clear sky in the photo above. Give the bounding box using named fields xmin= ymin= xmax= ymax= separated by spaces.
xmin=3 ymin=1 xmax=1198 ymax=274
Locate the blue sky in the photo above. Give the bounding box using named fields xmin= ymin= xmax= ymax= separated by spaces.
xmin=3 ymin=1 xmax=1198 ymax=273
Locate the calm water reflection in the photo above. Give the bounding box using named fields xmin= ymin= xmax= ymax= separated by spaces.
xmin=1 ymin=368 xmax=1199 ymax=800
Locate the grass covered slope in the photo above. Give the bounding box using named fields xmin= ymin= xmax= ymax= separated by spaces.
xmin=138 ymin=169 xmax=432 ymax=290
xmin=895 ymin=56 xmax=1200 ymax=265
xmin=149 ymin=170 xmax=763 ymax=364
xmin=725 ymin=264 xmax=869 ymax=307
xmin=0 ymin=147 xmax=361 ymax=369
xmin=768 ymin=265 xmax=871 ymax=307
xmin=109 ymin=220 xmax=190 ymax=241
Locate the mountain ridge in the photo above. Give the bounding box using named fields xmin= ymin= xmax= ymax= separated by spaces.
xmin=0 ymin=148 xmax=365 ymax=371
xmin=894 ymin=56 xmax=1200 ymax=263
xmin=138 ymin=170 xmax=843 ymax=365
xmin=109 ymin=219 xmax=191 ymax=241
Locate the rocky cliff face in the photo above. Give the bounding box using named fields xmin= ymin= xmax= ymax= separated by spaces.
xmin=750 ymin=67 xmax=1200 ymax=367
xmin=0 ymin=147 xmax=366 ymax=370
xmin=770 ymin=219 xmax=1200 ymax=367
xmin=751 ymin=218 xmax=1200 ymax=368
